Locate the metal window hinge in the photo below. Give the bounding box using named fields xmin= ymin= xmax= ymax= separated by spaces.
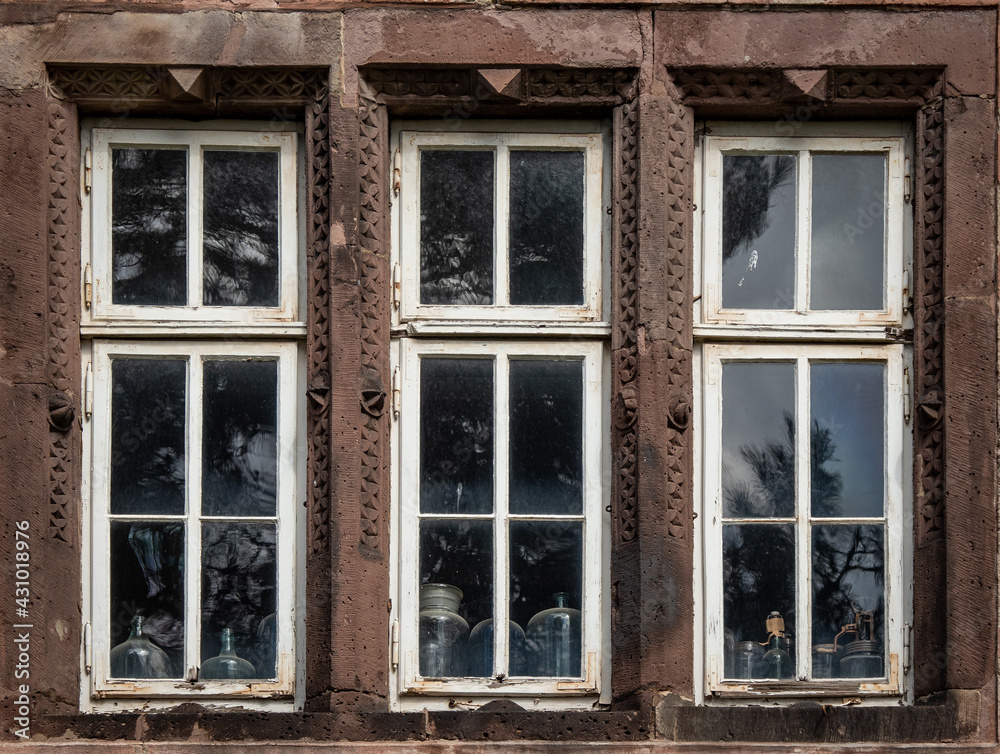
xmin=392 ymin=367 xmax=401 ymax=420
xmin=902 ymin=267 xmax=911 ymax=315
xmin=392 ymin=263 xmax=401 ymax=309
xmin=85 ymin=361 xmax=93 ymax=419
xmin=903 ymin=155 xmax=912 ymax=204
xmin=391 ymin=619 xmax=400 ymax=671
xmin=83 ymin=621 xmax=92 ymax=675
xmin=903 ymin=366 xmax=912 ymax=425
xmin=84 ymin=148 xmax=92 ymax=194
xmin=393 ymin=148 xmax=401 ymax=196
xmin=84 ymin=263 xmax=93 ymax=309
xmin=903 ymin=623 xmax=912 ymax=675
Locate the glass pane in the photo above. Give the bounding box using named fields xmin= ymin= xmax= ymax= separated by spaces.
xmin=112 ymin=148 xmax=187 ymax=306
xmin=722 ymin=154 xmax=796 ymax=310
xmin=203 ymin=150 xmax=280 ymax=307
xmin=509 ymin=151 xmax=585 ymax=306
xmin=111 ymin=358 xmax=186 ymax=516
xmin=419 ymin=520 xmax=493 ymax=678
xmin=202 ymin=360 xmax=278 ymax=517
xmin=811 ymin=363 xmax=885 ymax=518
xmin=811 ymin=524 xmax=885 ymax=679
xmin=420 ymin=358 xmax=494 ymax=515
xmin=509 ymin=359 xmax=583 ymax=516
xmin=201 ymin=522 xmax=277 ymax=679
xmin=723 ymin=523 xmax=795 ymax=679
xmin=420 ymin=150 xmax=494 ymax=305
xmin=722 ymin=362 xmax=796 ymax=518
xmin=109 ymin=521 xmax=185 ymax=678
xmin=810 ymin=154 xmax=886 ymax=310
xmin=510 ymin=521 xmax=583 ymax=677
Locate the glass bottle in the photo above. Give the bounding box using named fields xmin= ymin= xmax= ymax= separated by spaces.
xmin=526 ymin=592 xmax=581 ymax=677
xmin=109 ymin=615 xmax=171 ymax=679
xmin=839 ymin=639 xmax=882 ymax=678
xmin=418 ymin=583 xmax=470 ymax=678
xmin=732 ymin=640 xmax=763 ymax=679
xmin=467 ymin=619 xmax=528 ymax=677
xmin=199 ymin=628 xmax=256 ymax=680
xmin=761 ymin=611 xmax=793 ymax=680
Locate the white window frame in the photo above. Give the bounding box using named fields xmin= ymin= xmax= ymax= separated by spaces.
xmin=394 ymin=122 xmax=607 ymax=326
xmin=695 ymin=122 xmax=914 ymax=703
xmin=80 ymin=120 xmax=306 ymax=710
xmin=392 ymin=339 xmax=606 ymax=703
xmin=700 ymin=343 xmax=909 ymax=698
xmin=697 ymin=122 xmax=910 ymax=334
xmin=389 ymin=120 xmax=611 ymax=710
xmin=86 ymin=126 xmax=299 ymax=326
xmin=88 ymin=340 xmax=299 ymax=699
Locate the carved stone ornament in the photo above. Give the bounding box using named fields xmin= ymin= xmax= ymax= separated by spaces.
xmin=48 ymin=391 xmax=76 ymax=432
xmin=613 ymin=97 xmax=640 ymax=544
xmin=364 ymin=66 xmax=638 ymax=106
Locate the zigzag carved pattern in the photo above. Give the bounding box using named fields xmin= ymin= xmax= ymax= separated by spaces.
xmin=915 ymin=98 xmax=945 ymax=544
xmin=672 ymin=69 xmax=784 ymax=102
xmin=306 ymin=86 xmax=333 ymax=555
xmin=217 ymin=69 xmax=327 ymax=101
xmin=614 ymin=99 xmax=639 ymax=543
xmin=365 ymin=68 xmax=472 ymax=98
xmin=360 ymin=255 xmax=384 ymax=553
xmin=524 ymin=68 xmax=637 ymax=101
xmin=50 ymin=66 xmax=163 ymax=100
xmin=359 ymin=97 xmax=388 ymax=553
xmin=359 ymin=96 xmax=384 ymax=255
xmin=663 ymin=97 xmax=692 ymax=541
xmin=835 ymin=70 xmax=942 ymax=102
xmin=47 ymin=100 xmax=75 ymax=544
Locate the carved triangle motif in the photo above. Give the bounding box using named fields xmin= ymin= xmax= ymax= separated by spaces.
xmin=476 ymin=68 xmax=522 ymax=100
xmin=783 ymin=68 xmax=829 ymax=100
xmin=166 ymin=67 xmax=208 ymax=101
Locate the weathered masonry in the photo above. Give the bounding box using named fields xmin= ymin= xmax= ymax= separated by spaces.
xmin=0 ymin=3 xmax=997 ymax=752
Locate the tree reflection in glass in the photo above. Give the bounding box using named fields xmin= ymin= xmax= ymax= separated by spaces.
xmin=721 ymin=155 xmax=796 ymax=310
xmin=112 ymin=148 xmax=187 ymax=306
xmin=203 ymin=150 xmax=280 ymax=307
xmin=721 ymin=361 xmax=886 ymax=680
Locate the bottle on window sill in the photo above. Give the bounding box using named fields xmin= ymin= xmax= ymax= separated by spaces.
xmin=199 ymin=627 xmax=256 ymax=680
xmin=418 ymin=583 xmax=470 ymax=678
xmin=109 ymin=614 xmax=171 ymax=679
xmin=467 ymin=618 xmax=528 ymax=677
xmin=526 ymin=592 xmax=582 ymax=677
xmin=761 ymin=611 xmax=793 ymax=680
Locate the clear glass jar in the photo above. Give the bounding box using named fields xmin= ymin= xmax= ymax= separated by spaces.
xmin=418 ymin=583 xmax=470 ymax=678
xmin=199 ymin=627 xmax=256 ymax=680
xmin=840 ymin=639 xmax=882 ymax=678
xmin=526 ymin=592 xmax=581 ymax=677
xmin=731 ymin=640 xmax=763 ymax=679
xmin=109 ymin=615 xmax=171 ymax=679
xmin=467 ymin=619 xmax=528 ymax=677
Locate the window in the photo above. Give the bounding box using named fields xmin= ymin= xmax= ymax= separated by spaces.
xmin=81 ymin=122 xmax=303 ymax=705
xmin=696 ymin=123 xmax=912 ymax=697
xmin=389 ymin=122 xmax=610 ymax=708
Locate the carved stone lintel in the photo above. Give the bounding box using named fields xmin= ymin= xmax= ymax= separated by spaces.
xmin=673 ymin=66 xmax=943 ymax=107
xmin=363 ymin=66 xmax=637 ymax=106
